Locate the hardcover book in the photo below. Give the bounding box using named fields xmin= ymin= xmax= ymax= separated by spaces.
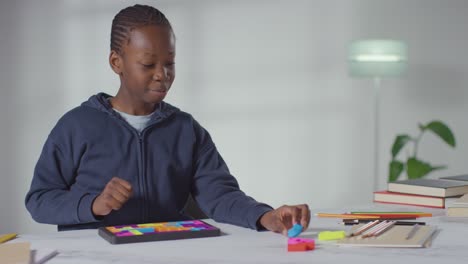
xmin=388 ymin=179 xmax=468 ymax=197
xmin=374 ymin=191 xmax=448 ymax=208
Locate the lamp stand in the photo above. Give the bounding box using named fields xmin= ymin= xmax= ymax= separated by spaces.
xmin=373 ymin=77 xmax=381 ymax=191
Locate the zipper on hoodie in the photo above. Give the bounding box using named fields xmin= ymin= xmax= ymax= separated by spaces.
xmin=108 ymin=112 xmax=148 ymax=224
xmin=103 ymin=96 xmax=169 ymax=223
xmin=139 ymin=119 xmax=161 ymax=222
xmin=137 ymin=133 xmax=147 ymax=222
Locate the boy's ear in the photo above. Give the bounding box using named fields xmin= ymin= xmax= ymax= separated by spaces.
xmin=109 ymin=50 xmax=123 ymax=75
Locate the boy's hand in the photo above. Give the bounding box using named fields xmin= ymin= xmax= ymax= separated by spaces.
xmin=92 ymin=177 xmax=133 ymax=216
xmin=259 ymin=204 xmax=310 ymax=236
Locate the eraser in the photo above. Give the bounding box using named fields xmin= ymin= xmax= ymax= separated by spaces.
xmin=287 ymin=224 xmax=303 ymax=237
xmin=318 ymin=231 xmax=346 ymax=241
xmin=287 ymin=238 xmax=315 ymax=252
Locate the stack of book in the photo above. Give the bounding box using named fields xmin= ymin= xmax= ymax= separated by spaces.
xmin=374 ymin=175 xmax=468 ymax=208
xmin=447 ymin=193 xmax=468 ymax=217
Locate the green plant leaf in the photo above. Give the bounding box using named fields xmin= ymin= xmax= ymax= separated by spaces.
xmin=422 ymin=120 xmax=456 ymax=147
xmin=406 ymin=157 xmax=446 ymax=179
xmin=391 ymin=135 xmax=412 ymax=158
xmin=388 ymin=160 xmax=404 ymax=182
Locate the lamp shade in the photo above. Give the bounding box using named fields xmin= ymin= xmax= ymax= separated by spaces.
xmin=349 ymin=39 xmax=407 ymax=77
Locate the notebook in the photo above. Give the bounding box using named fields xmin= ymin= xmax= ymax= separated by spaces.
xmin=0 ymin=242 xmax=30 ymax=264
xmin=337 ymin=224 xmax=437 ymax=248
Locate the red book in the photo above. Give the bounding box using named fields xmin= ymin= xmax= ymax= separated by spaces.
xmin=373 ymin=190 xmax=448 ymax=209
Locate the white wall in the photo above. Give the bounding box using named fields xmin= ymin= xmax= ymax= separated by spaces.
xmin=1 ymin=0 xmax=467 ymax=234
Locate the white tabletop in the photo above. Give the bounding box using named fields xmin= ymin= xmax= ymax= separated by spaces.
xmin=14 ymin=205 xmax=468 ymax=264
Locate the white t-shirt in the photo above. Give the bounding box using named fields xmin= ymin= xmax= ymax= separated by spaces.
xmin=113 ymin=108 xmax=153 ymax=133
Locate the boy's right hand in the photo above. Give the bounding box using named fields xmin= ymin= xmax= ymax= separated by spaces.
xmin=92 ymin=177 xmax=133 ymax=216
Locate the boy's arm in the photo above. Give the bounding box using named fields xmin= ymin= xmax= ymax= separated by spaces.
xmin=191 ymin=124 xmax=273 ymax=230
xmin=25 ymin=137 xmax=99 ymax=225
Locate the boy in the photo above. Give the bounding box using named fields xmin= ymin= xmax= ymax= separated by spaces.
xmin=25 ymin=4 xmax=310 ymax=235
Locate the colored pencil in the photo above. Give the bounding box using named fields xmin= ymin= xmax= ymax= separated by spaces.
xmin=343 ymin=219 xmax=426 ymax=226
xmin=350 ymin=220 xmax=380 ymax=236
xmin=372 ymin=221 xmax=397 ymax=237
xmin=405 ymin=224 xmax=420 ymax=240
xmin=350 ymin=212 xmax=432 ymax=217
xmin=360 ymin=221 xmax=389 ymax=237
xmin=350 ymin=211 xmax=429 ymax=214
xmin=316 ymin=213 xmax=418 ymax=219
xmin=0 ymin=233 xmax=17 ymax=244
xmin=316 ymin=213 xmax=380 ymax=219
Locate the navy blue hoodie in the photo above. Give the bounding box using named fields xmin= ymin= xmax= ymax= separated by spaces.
xmin=25 ymin=93 xmax=272 ymax=231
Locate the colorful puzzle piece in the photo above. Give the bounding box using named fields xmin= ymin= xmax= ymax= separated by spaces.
xmin=318 ymin=231 xmax=346 ymax=241
xmin=287 ymin=238 xmax=315 ymax=252
xmin=287 ymin=224 xmax=303 ymax=237
xmin=106 ymin=220 xmax=216 ymax=237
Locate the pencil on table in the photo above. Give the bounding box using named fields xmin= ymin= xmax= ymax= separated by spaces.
xmin=360 ymin=221 xmax=389 ymax=238
xmin=362 ymin=221 xmax=396 ymax=238
xmin=372 ymin=221 xmax=396 ymax=237
xmin=0 ymin=233 xmax=17 ymax=244
xmin=316 ymin=213 xmax=417 ymax=220
xmin=350 ymin=212 xmax=432 ymax=217
xmin=315 ymin=213 xmax=380 ymax=219
xmin=343 ymin=219 xmax=426 ymax=226
xmin=349 ymin=213 xmax=430 ymax=219
xmin=405 ymin=224 xmax=420 ymax=240
xmin=350 ymin=220 xmax=380 ymax=237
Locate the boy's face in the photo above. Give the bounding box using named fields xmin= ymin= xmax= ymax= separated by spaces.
xmin=111 ymin=25 xmax=176 ymax=105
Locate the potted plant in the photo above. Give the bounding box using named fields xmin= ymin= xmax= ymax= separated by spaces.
xmin=388 ymin=120 xmax=456 ymax=182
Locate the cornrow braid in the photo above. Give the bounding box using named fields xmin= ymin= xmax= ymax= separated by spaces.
xmin=111 ymin=4 xmax=172 ymax=54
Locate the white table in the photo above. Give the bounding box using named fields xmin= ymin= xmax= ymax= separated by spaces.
xmin=15 ymin=205 xmax=468 ymax=264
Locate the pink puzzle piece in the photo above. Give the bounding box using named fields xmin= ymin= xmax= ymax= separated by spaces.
xmin=287 ymin=238 xmax=315 ymax=252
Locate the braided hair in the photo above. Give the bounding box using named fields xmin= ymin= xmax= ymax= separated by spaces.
xmin=111 ymin=4 xmax=172 ymax=54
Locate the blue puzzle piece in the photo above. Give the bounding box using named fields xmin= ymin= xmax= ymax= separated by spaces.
xmin=287 ymin=224 xmax=303 ymax=238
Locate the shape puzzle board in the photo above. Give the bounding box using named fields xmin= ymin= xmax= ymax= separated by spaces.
xmin=98 ymin=220 xmax=221 ymax=244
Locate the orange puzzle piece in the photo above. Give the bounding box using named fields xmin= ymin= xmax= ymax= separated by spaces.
xmin=287 ymin=238 xmax=315 ymax=252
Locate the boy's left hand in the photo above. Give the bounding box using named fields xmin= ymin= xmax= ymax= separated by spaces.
xmin=259 ymin=204 xmax=310 ymax=236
